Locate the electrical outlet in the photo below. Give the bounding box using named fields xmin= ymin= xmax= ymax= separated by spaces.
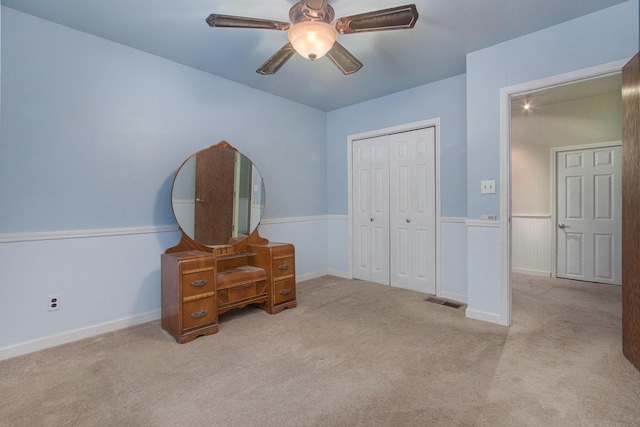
xmin=481 ymin=180 xmax=496 ymax=194
xmin=48 ymin=295 xmax=60 ymax=311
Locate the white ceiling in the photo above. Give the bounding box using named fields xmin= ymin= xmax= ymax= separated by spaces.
xmin=1 ymin=0 xmax=629 ymax=111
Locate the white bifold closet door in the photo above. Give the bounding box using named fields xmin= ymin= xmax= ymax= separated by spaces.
xmin=353 ymin=127 xmax=436 ymax=294
xmin=353 ymin=135 xmax=390 ymax=285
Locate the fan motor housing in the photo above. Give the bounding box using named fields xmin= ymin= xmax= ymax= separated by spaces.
xmin=289 ymin=3 xmax=335 ymax=24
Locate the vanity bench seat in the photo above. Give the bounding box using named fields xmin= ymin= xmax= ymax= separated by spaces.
xmin=216 ymin=265 xmax=268 ymax=314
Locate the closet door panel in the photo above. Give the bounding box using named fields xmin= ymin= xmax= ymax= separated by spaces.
xmin=412 ymin=129 xmax=436 ymax=294
xmin=371 ymin=220 xmax=388 ymax=282
xmin=370 ymin=137 xmax=390 ymax=284
xmin=390 ymin=137 xmax=412 ymax=289
xmin=352 ymin=137 xmax=389 ymax=285
xmin=414 ymin=228 xmax=430 ymax=282
xmin=352 ymin=141 xmax=371 ymax=280
xmin=354 ymin=224 xmax=370 ymax=280
xmin=392 ymin=224 xmax=411 ymax=288
xmin=390 ymin=128 xmax=436 ymax=293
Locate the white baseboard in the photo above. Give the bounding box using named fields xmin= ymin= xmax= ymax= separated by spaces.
xmin=0 ymin=309 xmax=161 ymax=361
xmin=439 ymin=291 xmax=467 ymax=304
xmin=512 ymin=268 xmax=551 ymax=277
xmin=297 ymin=270 xmax=330 ymax=282
xmin=465 ymin=308 xmax=508 ymax=326
xmin=297 ymin=270 xmax=351 ymax=282
xmin=327 ymin=269 xmax=351 ymax=279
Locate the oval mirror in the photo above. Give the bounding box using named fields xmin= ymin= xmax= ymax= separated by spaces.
xmin=171 ymin=144 xmax=266 ymax=246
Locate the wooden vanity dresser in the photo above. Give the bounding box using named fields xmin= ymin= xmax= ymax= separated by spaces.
xmin=161 ymin=141 xmax=296 ymax=343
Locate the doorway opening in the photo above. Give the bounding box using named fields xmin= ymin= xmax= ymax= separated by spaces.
xmin=500 ymin=59 xmax=629 ymax=325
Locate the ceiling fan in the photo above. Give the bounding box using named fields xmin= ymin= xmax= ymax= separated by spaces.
xmin=206 ymin=0 xmax=419 ymax=75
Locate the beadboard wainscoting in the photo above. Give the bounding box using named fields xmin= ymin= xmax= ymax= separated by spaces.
xmin=0 ymin=226 xmax=182 ymax=360
xmin=465 ymin=219 xmax=505 ymax=325
xmin=440 ymin=217 xmax=468 ymax=303
xmin=512 ymin=215 xmax=553 ymax=277
xmin=258 ymin=215 xmax=331 ymax=282
xmin=0 ymin=218 xmax=328 ymax=360
xmin=325 ymin=215 xmax=351 ymax=278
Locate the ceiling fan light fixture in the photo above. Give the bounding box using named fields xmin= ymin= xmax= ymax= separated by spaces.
xmin=207 ymin=2 xmax=419 ymax=74
xmin=288 ymin=21 xmax=337 ymax=60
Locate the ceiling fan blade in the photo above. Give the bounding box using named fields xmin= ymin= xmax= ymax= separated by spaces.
xmin=206 ymin=14 xmax=290 ymax=31
xmin=334 ymin=4 xmax=418 ymax=35
xmin=326 ymin=42 xmax=363 ymax=75
xmin=256 ymin=43 xmax=296 ymax=75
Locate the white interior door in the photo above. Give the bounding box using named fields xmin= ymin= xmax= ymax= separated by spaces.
xmin=556 ymin=145 xmax=621 ymax=285
xmin=389 ymin=128 xmax=436 ymax=293
xmin=352 ymin=137 xmax=390 ymax=284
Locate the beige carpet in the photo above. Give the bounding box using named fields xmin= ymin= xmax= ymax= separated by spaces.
xmin=1 ymin=274 xmax=639 ymax=426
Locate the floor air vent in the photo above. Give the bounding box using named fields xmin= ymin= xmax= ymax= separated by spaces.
xmin=424 ymin=296 xmax=464 ymax=309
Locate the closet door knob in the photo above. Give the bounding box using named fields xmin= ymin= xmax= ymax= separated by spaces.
xmin=406 ymin=219 xmax=411 ymax=223
xmin=370 ymin=218 xmax=374 ymax=222
xmin=558 ymin=223 xmax=566 ymax=229
xmin=196 ymin=197 xmax=205 ymax=203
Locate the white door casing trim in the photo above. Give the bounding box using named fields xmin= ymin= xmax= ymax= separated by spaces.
xmin=499 ymin=58 xmax=630 ymax=327
xmin=551 ymin=141 xmax=622 ymax=280
xmin=347 ymin=118 xmax=442 ymax=295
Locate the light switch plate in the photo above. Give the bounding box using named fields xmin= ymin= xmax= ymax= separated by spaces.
xmin=481 ymin=180 xmax=496 ymax=194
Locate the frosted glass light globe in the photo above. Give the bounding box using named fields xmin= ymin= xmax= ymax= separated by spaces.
xmin=288 ymin=21 xmax=338 ymax=60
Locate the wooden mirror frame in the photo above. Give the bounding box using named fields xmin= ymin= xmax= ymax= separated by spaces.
xmin=166 ymin=141 xmax=268 ymax=255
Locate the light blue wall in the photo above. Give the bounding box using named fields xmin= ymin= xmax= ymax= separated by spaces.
xmin=1 ymin=7 xmax=327 ymax=235
xmin=465 ymin=0 xmax=639 ymax=320
xmin=466 ymin=0 xmax=639 ymax=220
xmin=0 ymin=7 xmax=327 ymax=350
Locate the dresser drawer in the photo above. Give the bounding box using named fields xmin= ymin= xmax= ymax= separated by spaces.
xmin=246 ymin=242 xmax=296 ymax=314
xmin=272 ymin=256 xmax=295 ymax=278
xmin=181 ymin=270 xmax=215 ymax=298
xmin=217 ymin=281 xmax=268 ymax=305
xmin=273 ymin=278 xmax=296 ymax=305
xmin=182 ymin=296 xmax=217 ymax=330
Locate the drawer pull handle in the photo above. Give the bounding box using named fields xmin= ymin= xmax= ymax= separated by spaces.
xmin=278 ymin=264 xmax=289 ymax=271
xmin=191 ymin=309 xmax=208 ymax=319
xmin=190 ymin=279 xmax=208 ymax=287
xmin=280 ymin=288 xmax=291 ymax=295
